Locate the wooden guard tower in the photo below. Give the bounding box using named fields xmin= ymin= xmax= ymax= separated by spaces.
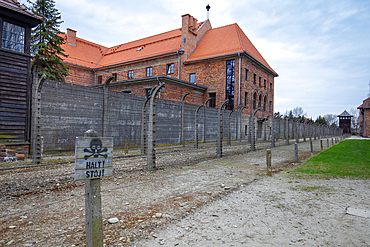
xmin=337 ymin=110 xmax=353 ymax=134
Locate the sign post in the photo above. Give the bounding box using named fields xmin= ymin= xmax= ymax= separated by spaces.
xmin=75 ymin=130 xmax=113 ymax=247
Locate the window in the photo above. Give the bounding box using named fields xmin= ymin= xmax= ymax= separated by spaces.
xmin=258 ymin=94 xmax=262 ymax=108
xmin=145 ymin=88 xmax=152 ymax=98
xmin=244 ymin=92 xmax=248 ymax=107
xmin=121 ymin=89 xmax=131 ymax=94
xmin=270 ymin=81 xmax=273 ymax=92
xmin=128 ymin=70 xmax=133 ymax=79
xmin=259 ymin=76 xmax=262 ymax=87
xmin=2 ymin=21 xmax=25 ymax=53
xmin=167 ymin=63 xmax=174 ymax=74
xmin=263 ymin=96 xmax=267 ymax=111
xmin=189 ymin=73 xmax=195 ymax=83
xmin=146 ymin=67 xmax=152 ymax=77
xmin=253 ymin=92 xmax=257 ymax=109
xmin=245 ymin=125 xmax=248 ymax=135
xmin=269 ymin=100 xmax=272 ymax=113
xmin=253 ymin=74 xmax=256 ymax=85
xmin=245 ymin=68 xmax=249 ymax=81
xmin=264 ymin=79 xmax=266 ymax=89
xmin=209 ymin=93 xmax=216 ymax=108
xmin=225 ymin=60 xmax=235 ymax=110
xmin=97 ymin=75 xmax=102 ymax=84
xmin=112 ymin=73 xmax=117 ymax=82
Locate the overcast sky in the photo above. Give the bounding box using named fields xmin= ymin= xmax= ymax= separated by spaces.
xmin=21 ymin=0 xmax=370 ymax=119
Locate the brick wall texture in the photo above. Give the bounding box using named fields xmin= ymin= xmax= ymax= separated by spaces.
xmin=359 ymin=108 xmax=370 ymax=137
xmin=62 ymin=14 xmax=275 ymax=117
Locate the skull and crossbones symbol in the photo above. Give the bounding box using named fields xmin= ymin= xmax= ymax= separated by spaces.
xmin=84 ymin=139 xmax=108 ymax=160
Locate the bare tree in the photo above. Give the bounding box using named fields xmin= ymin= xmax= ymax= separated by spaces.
xmin=349 ymin=108 xmax=360 ymax=131
xmin=283 ymin=110 xmax=293 ymax=119
xmin=292 ymin=106 xmax=306 ymax=118
xmin=323 ymin=114 xmax=338 ymax=126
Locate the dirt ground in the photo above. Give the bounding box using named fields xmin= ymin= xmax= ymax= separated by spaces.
xmin=0 ymin=137 xmax=369 ymax=246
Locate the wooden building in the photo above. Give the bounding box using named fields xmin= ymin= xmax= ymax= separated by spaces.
xmin=0 ymin=0 xmax=42 ymax=150
xmin=337 ymin=110 xmax=353 ymax=134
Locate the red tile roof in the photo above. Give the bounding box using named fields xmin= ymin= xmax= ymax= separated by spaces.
xmin=60 ymin=21 xmax=277 ymax=77
xmin=61 ymin=28 xmax=183 ymax=69
xmin=60 ymin=32 xmax=109 ymax=68
xmin=358 ymin=97 xmax=370 ymax=109
xmin=97 ymin=29 xmax=182 ymax=68
xmin=186 ymin=23 xmax=277 ymax=75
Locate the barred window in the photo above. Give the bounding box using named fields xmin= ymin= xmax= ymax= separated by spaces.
xmin=225 ymin=60 xmax=235 ymax=110
xmin=189 ymin=73 xmax=195 ymax=83
xmin=209 ymin=93 xmax=216 ymax=108
xmin=167 ymin=63 xmax=174 ymax=74
xmin=2 ymin=21 xmax=25 ymax=53
xmin=146 ymin=67 xmax=152 ymax=77
xmin=128 ymin=70 xmax=134 ymax=79
xmin=244 ymin=92 xmax=248 ymax=107
xmin=112 ymin=73 xmax=117 ymax=82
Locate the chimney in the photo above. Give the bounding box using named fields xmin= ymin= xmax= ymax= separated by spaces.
xmin=182 ymin=14 xmax=191 ymax=32
xmin=67 ymin=28 xmax=76 ymax=46
xmin=181 ymin=14 xmax=197 ymax=34
xmin=192 ymin=17 xmax=198 ymax=31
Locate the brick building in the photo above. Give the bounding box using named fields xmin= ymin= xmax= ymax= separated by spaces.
xmin=358 ymin=97 xmax=370 ymax=137
xmin=60 ymin=13 xmax=278 ymax=117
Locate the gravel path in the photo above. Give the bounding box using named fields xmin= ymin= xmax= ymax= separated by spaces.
xmin=136 ymin=175 xmax=370 ymax=247
xmin=1 ymin=137 xmax=369 ymax=246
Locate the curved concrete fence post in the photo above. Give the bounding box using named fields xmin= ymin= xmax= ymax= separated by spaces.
xmin=181 ymin=93 xmax=190 ymax=147
xmin=248 ymin=116 xmax=252 ymax=144
xmin=194 ymin=103 xmax=204 ymax=149
xmin=203 ymin=98 xmax=211 ymax=143
xmin=263 ymin=116 xmax=269 ymax=142
xmin=238 ymin=106 xmax=247 ymax=142
xmin=285 ymin=119 xmax=290 ymax=145
xmin=141 ymin=96 xmax=151 ymax=154
xmin=227 ymin=109 xmax=236 ymax=146
xmin=102 ymin=75 xmax=114 ymax=137
xmin=271 ymin=117 xmax=275 ymax=148
xmin=147 ymin=83 xmax=165 ymax=171
xmin=295 ymin=120 xmax=299 ymax=144
xmin=251 ymin=108 xmax=260 ymax=151
xmin=31 ymin=71 xmax=46 ymax=166
xmin=217 ymin=99 xmax=229 ymax=158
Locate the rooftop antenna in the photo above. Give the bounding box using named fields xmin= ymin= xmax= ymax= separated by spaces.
xmin=206 ymin=4 xmax=211 ymax=20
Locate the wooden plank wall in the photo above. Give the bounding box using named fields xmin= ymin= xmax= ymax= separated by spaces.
xmin=0 ymin=49 xmax=31 ymax=143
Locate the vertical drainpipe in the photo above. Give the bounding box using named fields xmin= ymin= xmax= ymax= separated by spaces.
xmin=94 ymin=69 xmax=96 ymax=85
xmin=177 ymin=48 xmax=184 ymax=80
xmin=238 ymin=53 xmax=241 ymax=106
xmin=362 ymin=107 xmax=365 ymax=137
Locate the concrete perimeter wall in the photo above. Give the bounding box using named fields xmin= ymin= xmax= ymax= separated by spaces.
xmin=40 ymin=80 xmax=239 ymax=151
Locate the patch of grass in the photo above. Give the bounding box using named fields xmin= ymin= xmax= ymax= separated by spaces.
xmin=293 ymin=185 xmax=334 ymax=192
xmin=293 ymin=139 xmax=370 ymax=179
